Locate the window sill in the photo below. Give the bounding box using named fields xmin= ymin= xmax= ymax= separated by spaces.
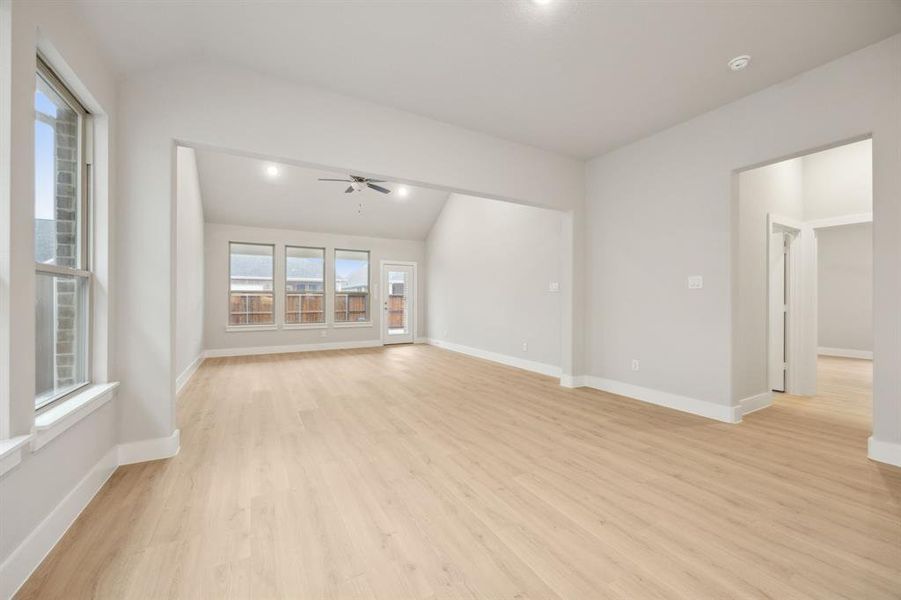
xmin=283 ymin=323 xmax=328 ymax=330
xmin=333 ymin=321 xmax=373 ymax=328
xmin=0 ymin=434 xmax=33 ymax=478
xmin=226 ymin=324 xmax=278 ymax=332
xmin=32 ymin=382 xmax=119 ymax=452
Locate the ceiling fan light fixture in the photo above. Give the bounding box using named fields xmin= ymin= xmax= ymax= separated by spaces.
xmin=397 ymin=186 xmax=410 ymax=198
xmin=265 ymin=164 xmax=279 ymax=177
xmin=319 ymin=174 xmax=391 ymax=194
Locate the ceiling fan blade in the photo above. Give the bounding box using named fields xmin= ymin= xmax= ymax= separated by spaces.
xmin=367 ymin=183 xmax=391 ymax=194
xmin=365 ymin=179 xmax=386 ymax=183
xmin=345 ymin=186 xmax=354 ymax=193
xmin=319 ymin=178 xmax=353 ymax=182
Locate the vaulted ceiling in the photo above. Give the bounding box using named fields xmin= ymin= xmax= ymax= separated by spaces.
xmin=76 ymin=0 xmax=901 ymax=158
xmin=193 ymin=149 xmax=450 ymax=240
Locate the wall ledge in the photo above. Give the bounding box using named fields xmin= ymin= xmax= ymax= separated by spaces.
xmin=0 ymin=435 xmax=32 ymax=478
xmin=32 ymin=383 xmax=119 ymax=452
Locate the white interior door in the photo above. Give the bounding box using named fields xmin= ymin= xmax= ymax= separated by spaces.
xmin=769 ymin=228 xmax=787 ymax=392
xmin=382 ymin=263 xmax=414 ymax=344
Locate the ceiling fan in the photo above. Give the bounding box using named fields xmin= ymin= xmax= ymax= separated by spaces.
xmin=318 ymin=174 xmax=391 ymax=194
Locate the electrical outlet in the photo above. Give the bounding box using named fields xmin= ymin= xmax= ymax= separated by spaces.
xmin=548 ymin=281 xmax=560 ymax=292
xmin=522 ymin=341 xmax=528 ymax=352
xmin=688 ymin=275 xmax=703 ymax=289
xmin=631 ymin=359 xmax=640 ymax=371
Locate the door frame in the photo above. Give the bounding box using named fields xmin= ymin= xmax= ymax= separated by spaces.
xmin=767 ymin=214 xmax=808 ymax=396
xmin=766 ymin=212 xmax=873 ymax=398
xmin=767 ymin=222 xmax=790 ymax=393
xmin=379 ymin=260 xmax=418 ymax=345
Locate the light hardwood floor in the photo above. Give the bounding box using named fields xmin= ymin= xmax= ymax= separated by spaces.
xmin=17 ymin=348 xmax=901 ymax=599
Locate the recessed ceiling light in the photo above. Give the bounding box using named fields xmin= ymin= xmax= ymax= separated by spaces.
xmin=728 ymin=55 xmax=751 ymax=72
xmin=397 ymin=186 xmax=410 ymax=198
xmin=265 ymin=165 xmax=279 ymax=177
xmin=532 ymin=0 xmax=552 ymax=5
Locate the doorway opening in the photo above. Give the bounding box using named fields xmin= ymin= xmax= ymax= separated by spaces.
xmin=736 ymin=137 xmax=872 ymax=422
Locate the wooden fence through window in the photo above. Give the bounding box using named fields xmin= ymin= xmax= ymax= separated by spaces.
xmin=229 ymin=292 xmax=407 ymax=327
xmin=229 ymin=292 xmax=274 ymax=325
xmin=286 ymin=293 xmax=324 ymax=324
xmin=388 ymin=294 xmax=406 ymax=329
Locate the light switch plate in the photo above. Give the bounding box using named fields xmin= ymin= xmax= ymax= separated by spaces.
xmin=688 ymin=276 xmax=703 ymax=289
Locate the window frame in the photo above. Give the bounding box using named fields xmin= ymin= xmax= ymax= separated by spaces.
xmin=333 ymin=248 xmax=371 ymax=325
xmin=34 ymin=57 xmax=92 ymax=412
xmin=227 ymin=241 xmax=276 ymax=329
xmin=284 ymin=245 xmax=326 ymax=327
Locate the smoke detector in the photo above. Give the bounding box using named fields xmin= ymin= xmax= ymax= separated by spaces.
xmin=728 ymin=55 xmax=751 ymax=71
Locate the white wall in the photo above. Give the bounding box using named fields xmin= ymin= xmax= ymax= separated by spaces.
xmin=205 ymin=223 xmax=426 ymax=353
xmin=818 ymin=222 xmax=873 ymax=352
xmin=116 ymin=60 xmax=583 ymax=446
xmin=427 ymin=194 xmax=562 ymax=371
xmin=584 ymin=35 xmax=901 ymax=448
xmin=0 ymin=0 xmax=118 ymax=586
xmin=175 ymin=147 xmax=205 ymax=381
xmin=735 ymin=158 xmax=805 ymax=399
xmin=803 ymin=139 xmax=873 ymax=221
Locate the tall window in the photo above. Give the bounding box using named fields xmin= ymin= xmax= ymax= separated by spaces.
xmin=334 ymin=249 xmax=369 ymax=323
xmin=285 ymin=246 xmax=325 ymax=324
xmin=229 ymin=243 xmax=274 ymax=325
xmin=34 ymin=59 xmax=90 ymax=409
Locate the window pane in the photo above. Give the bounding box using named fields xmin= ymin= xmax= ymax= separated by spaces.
xmin=387 ymin=271 xmax=409 ymax=334
xmin=34 ymin=74 xmax=82 ymax=268
xmin=35 ymin=272 xmax=88 ymax=408
xmin=229 ymin=243 xmax=274 ymax=325
xmin=286 ymin=246 xmax=325 ymax=324
xmin=335 ymin=249 xmax=369 ymax=322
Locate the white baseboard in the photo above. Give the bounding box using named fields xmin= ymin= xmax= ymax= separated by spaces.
xmin=118 ymin=429 xmax=181 ymax=466
xmin=175 ymin=353 xmax=205 ymax=395
xmin=427 ymin=338 xmax=561 ymax=378
xmin=580 ymin=376 xmax=739 ymax=423
xmin=559 ymin=374 xmax=586 ymax=388
xmin=818 ymin=347 xmax=873 ymax=360
xmin=414 ymin=337 xmax=429 ymax=344
xmin=868 ymin=436 xmax=901 ymax=468
xmin=0 ymin=446 xmax=118 ymax=600
xmin=204 ymin=339 xmax=383 ymax=358
xmin=1 ymin=427 xmax=182 ymax=598
xmin=738 ymin=391 xmax=773 ymax=417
